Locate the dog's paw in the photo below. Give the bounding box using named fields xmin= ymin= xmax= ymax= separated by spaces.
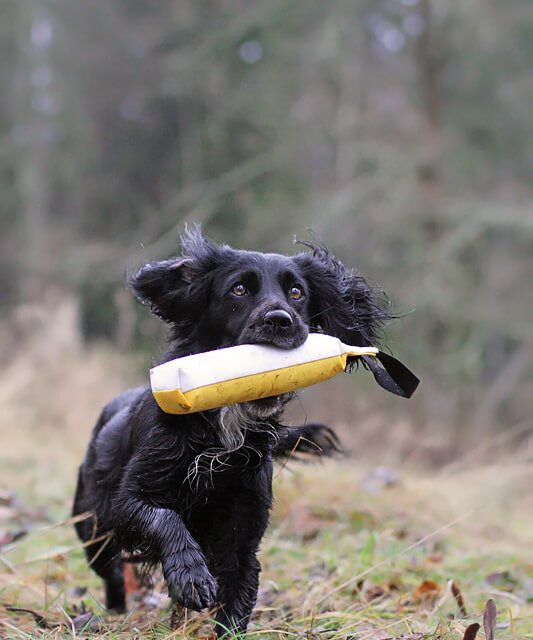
xmin=163 ymin=555 xmax=217 ymax=611
xmin=301 ymin=423 xmax=344 ymax=456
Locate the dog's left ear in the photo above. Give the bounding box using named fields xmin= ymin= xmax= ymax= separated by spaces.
xmin=294 ymin=245 xmax=389 ymax=347
xmin=128 ymin=257 xmax=197 ymax=323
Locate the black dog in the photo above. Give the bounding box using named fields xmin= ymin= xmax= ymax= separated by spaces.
xmin=73 ymin=228 xmax=394 ymax=636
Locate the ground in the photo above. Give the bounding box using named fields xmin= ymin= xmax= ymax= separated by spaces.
xmin=1 ymin=299 xmax=532 ymax=638
xmin=2 ymin=447 xmax=533 ymax=639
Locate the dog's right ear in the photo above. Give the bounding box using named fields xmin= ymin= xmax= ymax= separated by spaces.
xmin=128 ymin=258 xmax=195 ymax=323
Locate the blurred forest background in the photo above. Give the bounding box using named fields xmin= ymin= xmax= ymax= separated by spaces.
xmin=1 ymin=0 xmax=532 ymax=463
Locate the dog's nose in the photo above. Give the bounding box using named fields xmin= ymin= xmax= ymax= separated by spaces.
xmin=264 ymin=309 xmax=293 ymax=330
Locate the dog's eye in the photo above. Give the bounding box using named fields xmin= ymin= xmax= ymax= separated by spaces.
xmin=289 ymin=286 xmax=303 ymax=300
xmin=232 ymin=283 xmax=247 ymax=296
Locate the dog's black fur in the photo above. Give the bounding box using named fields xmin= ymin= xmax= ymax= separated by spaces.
xmin=73 ymin=228 xmax=389 ymax=636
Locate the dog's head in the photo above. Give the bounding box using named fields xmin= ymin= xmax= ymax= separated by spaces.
xmin=130 ymin=227 xmax=389 ymax=419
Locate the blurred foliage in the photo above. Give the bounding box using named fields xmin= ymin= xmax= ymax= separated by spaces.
xmin=1 ymin=0 xmax=531 ymax=447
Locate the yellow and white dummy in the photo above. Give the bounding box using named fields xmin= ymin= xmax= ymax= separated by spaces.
xmin=150 ymin=333 xmax=419 ymax=415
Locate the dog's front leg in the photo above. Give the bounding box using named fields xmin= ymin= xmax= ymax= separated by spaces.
xmin=208 ymin=481 xmax=272 ymax=636
xmin=214 ymin=550 xmax=261 ymax=637
xmin=118 ymin=498 xmax=217 ymax=611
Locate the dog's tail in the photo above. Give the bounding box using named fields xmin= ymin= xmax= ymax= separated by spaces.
xmin=273 ymin=423 xmax=344 ymax=460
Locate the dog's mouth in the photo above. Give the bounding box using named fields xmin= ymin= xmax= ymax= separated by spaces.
xmin=235 ymin=315 xmax=306 ymax=417
xmin=239 ymin=334 xmax=307 ymax=351
xmin=238 ymin=310 xmax=309 ymax=352
xmin=242 ymin=392 xmax=293 ymax=419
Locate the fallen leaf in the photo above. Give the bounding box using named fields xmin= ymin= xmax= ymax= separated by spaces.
xmin=123 ymin=562 xmax=141 ymax=594
xmin=463 ymin=622 xmax=480 ymax=640
xmin=350 ymin=578 xmax=365 ymax=596
xmin=451 ymin=580 xmax=468 ymax=617
xmin=0 ymin=529 xmax=27 ymax=548
xmin=71 ymin=611 xmax=106 ymax=632
xmin=5 ymin=606 xmax=49 ymax=629
xmin=485 ymin=571 xmax=518 ymax=592
xmin=426 ymin=552 xmax=443 ymax=563
xmin=364 ymin=585 xmax=386 ymax=601
xmin=483 ymin=599 xmax=497 ymax=640
xmin=413 ymin=580 xmax=441 ymax=607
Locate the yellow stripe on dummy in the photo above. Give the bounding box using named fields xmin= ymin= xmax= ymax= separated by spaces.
xmin=150 ymin=334 xmax=378 ymax=415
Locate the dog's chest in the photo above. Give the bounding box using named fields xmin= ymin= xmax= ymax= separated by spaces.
xmin=181 ymin=453 xmax=273 ymax=517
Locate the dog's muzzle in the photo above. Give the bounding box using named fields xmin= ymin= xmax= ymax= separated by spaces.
xmin=264 ymin=309 xmax=293 ymax=330
xmin=240 ymin=304 xmax=308 ymax=350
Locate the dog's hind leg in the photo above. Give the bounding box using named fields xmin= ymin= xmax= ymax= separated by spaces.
xmin=86 ymin=539 xmax=126 ymax=612
xmin=73 ymin=470 xmax=126 ymax=612
xmin=74 ymin=517 xmax=125 ymax=611
xmin=75 ymin=517 xmax=125 ymax=611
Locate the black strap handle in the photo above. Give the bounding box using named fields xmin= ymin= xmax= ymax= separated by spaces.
xmin=350 ymin=352 xmax=420 ymax=398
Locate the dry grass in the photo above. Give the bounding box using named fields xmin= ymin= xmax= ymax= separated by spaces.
xmin=1 ymin=298 xmax=532 ymax=639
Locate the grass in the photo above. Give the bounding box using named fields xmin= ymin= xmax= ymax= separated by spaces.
xmin=2 ymin=456 xmax=533 ymax=639
xmin=1 ymin=302 xmax=531 ymax=638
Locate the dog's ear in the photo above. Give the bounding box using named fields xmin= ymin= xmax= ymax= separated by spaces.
xmin=129 ymin=228 xmax=223 ymax=328
xmin=128 ymin=258 xmax=196 ymax=323
xmin=294 ymin=244 xmax=389 ymax=346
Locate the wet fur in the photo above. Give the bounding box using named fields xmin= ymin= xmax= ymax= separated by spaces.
xmin=72 ymin=228 xmax=388 ymax=636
